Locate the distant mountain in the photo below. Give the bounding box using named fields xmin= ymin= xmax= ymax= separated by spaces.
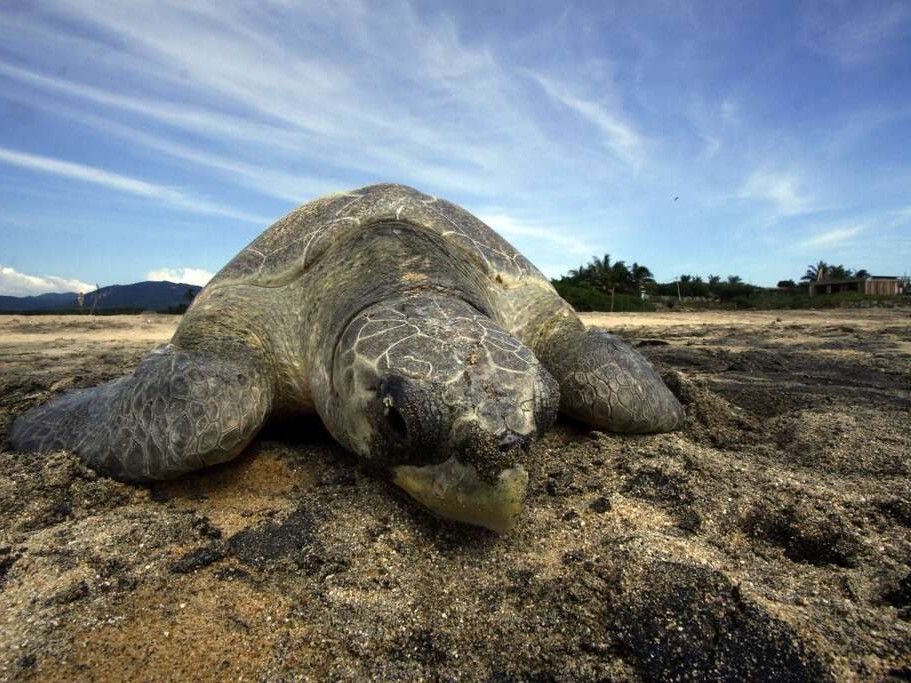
xmin=0 ymin=281 xmax=203 ymax=313
xmin=0 ymin=291 xmax=79 ymax=311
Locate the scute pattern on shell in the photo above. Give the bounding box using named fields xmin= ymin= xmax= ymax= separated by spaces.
xmin=210 ymin=184 xmax=543 ymax=288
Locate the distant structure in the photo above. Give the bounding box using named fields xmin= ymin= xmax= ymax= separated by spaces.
xmin=808 ymin=274 xmax=905 ymax=297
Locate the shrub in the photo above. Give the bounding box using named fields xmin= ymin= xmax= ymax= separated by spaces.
xmin=553 ymin=282 xmax=655 ymax=312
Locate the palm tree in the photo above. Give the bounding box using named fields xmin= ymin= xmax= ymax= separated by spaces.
xmin=630 ymin=262 xmax=654 ymax=292
xmin=675 ymin=274 xmax=694 ymax=298
xmin=727 ymin=275 xmax=743 ymax=285
xmin=802 ymin=261 xmax=828 ymax=282
xmin=566 ymin=264 xmax=587 ymax=283
xmin=587 ymin=254 xmax=616 ymax=294
xmin=610 ymin=260 xmax=633 ymax=293
xmin=827 ymin=264 xmax=853 ymax=279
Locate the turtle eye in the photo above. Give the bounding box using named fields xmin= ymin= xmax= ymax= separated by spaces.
xmin=385 ymin=404 xmax=408 ymax=437
xmin=379 ymin=376 xmax=410 ymax=439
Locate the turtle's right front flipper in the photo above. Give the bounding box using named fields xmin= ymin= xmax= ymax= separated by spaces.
xmin=10 ymin=345 xmax=273 ymax=482
xmin=536 ymin=320 xmax=684 ymax=434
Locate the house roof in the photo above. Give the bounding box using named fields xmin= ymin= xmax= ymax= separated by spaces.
xmin=813 ymin=275 xmax=900 ymax=285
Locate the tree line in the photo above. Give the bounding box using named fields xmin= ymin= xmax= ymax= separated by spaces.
xmin=799 ymin=260 xmax=869 ymax=283
xmin=551 ymin=255 xmax=877 ymax=311
xmin=551 ymin=253 xmax=756 ymax=309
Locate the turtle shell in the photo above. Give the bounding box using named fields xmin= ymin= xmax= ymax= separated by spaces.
xmin=206 ymin=184 xmax=550 ymax=291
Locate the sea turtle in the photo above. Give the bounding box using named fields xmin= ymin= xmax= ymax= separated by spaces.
xmin=11 ymin=184 xmax=683 ymax=532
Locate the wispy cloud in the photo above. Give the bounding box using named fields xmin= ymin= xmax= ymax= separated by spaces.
xmin=478 ymin=213 xmax=592 ymax=258
xmin=528 ymin=72 xmax=643 ymax=167
xmin=0 ymin=3 xmax=529 ymax=192
xmin=146 ymin=267 xmax=213 ymax=286
xmin=0 ymin=147 xmax=268 ymax=224
xmin=0 ymin=47 xmax=521 ymax=200
xmin=684 ymin=95 xmax=740 ymax=160
xmin=797 ymin=225 xmax=863 ymax=249
xmin=0 ymin=265 xmax=93 ymax=297
xmin=740 ymin=171 xmax=815 ymax=217
xmin=721 ymin=98 xmax=740 ymax=127
xmin=0 ymin=1 xmax=658 ymax=209
xmin=804 ymin=3 xmax=911 ymax=66
xmin=0 ymin=1 xmax=908 ymax=287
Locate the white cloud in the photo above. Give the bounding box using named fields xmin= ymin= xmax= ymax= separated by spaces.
xmin=797 ymin=226 xmax=863 ymax=249
xmin=0 ymin=5 xmax=530 ymax=197
xmin=0 ymin=62 xmax=348 ymax=200
xmin=0 ymin=146 xmax=269 ymax=224
xmin=146 ymin=267 xmax=213 ymax=286
xmin=529 ymin=72 xmax=643 ymax=167
xmin=0 ymin=265 xmax=94 ymax=297
xmin=804 ymin=3 xmax=911 ymax=66
xmin=479 ymin=213 xmax=591 ymax=258
xmin=0 ymin=89 xmax=338 ymax=204
xmin=740 ymin=171 xmax=815 ymax=216
xmin=0 ymin=1 xmax=655 ymax=211
xmin=2 ymin=0 xmax=904 ymax=289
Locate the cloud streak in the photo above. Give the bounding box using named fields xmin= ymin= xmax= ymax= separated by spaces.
xmin=0 ymin=146 xmax=268 ymax=224
xmin=798 ymin=226 xmax=863 ymax=249
xmin=0 ymin=1 xmax=634 ymax=201
xmin=804 ymin=3 xmax=911 ymax=66
xmin=529 ymin=72 xmax=643 ymax=168
xmin=478 ymin=213 xmax=592 ymax=258
xmin=0 ymin=1 xmax=908 ymax=286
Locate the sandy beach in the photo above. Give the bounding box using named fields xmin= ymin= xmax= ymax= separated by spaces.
xmin=1 ymin=309 xmax=909 ymax=679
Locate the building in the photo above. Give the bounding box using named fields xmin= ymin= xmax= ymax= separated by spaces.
xmin=808 ymin=275 xmax=905 ymax=297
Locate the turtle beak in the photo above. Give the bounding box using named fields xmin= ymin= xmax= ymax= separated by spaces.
xmin=391 ymin=457 xmax=528 ymax=534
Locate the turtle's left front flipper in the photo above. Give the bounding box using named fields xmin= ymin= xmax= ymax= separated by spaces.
xmin=10 ymin=345 xmax=273 ymax=481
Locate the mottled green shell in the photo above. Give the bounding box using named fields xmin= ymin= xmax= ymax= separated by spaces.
xmin=207 ymin=183 xmax=550 ymax=290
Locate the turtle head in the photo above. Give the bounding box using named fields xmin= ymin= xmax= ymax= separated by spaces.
xmin=321 ymin=294 xmax=559 ymax=533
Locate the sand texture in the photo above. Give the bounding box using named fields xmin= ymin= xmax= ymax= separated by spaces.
xmin=1 ymin=310 xmax=909 ymax=680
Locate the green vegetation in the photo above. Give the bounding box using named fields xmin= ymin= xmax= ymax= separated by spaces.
xmin=551 ymin=256 xmax=908 ymax=312
xmin=552 ymin=282 xmax=654 ymax=312
xmin=551 ymin=254 xmax=656 ymax=311
xmin=731 ymin=290 xmax=905 ymax=310
xmin=801 ymin=261 xmax=869 ymax=282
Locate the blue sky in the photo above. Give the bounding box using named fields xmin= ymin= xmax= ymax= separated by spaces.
xmin=1 ymin=0 xmax=909 ymax=295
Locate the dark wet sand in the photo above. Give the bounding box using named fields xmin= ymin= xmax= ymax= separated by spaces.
xmin=1 ymin=310 xmax=909 ymax=680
